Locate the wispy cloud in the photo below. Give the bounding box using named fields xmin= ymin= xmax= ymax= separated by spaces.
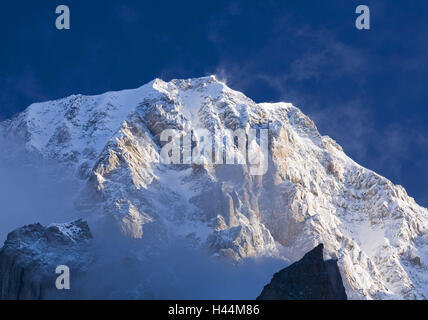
xmin=208 ymin=11 xmax=427 ymax=206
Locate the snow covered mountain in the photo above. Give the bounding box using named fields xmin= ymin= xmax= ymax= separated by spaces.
xmin=0 ymin=75 xmax=427 ymax=299
xmin=0 ymin=220 xmax=92 ymax=299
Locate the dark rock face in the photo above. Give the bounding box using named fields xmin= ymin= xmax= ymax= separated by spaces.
xmin=0 ymin=219 xmax=92 ymax=300
xmin=257 ymin=244 xmax=347 ymax=300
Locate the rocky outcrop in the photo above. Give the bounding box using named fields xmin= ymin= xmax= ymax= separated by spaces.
xmin=257 ymin=244 xmax=347 ymax=300
xmin=0 ymin=219 xmax=92 ymax=299
xmin=1 ymin=76 xmax=428 ymax=299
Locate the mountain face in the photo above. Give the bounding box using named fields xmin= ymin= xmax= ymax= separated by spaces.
xmin=257 ymin=244 xmax=347 ymax=300
xmin=0 ymin=75 xmax=427 ymax=299
xmin=0 ymin=220 xmax=92 ymax=299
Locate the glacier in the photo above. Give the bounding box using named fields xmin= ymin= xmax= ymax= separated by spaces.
xmin=0 ymin=75 xmax=427 ymax=299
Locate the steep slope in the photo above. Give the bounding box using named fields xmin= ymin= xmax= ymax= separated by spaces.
xmin=0 ymin=220 xmax=92 ymax=299
xmin=1 ymin=75 xmax=427 ymax=299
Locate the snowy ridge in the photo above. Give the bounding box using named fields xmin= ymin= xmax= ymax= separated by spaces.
xmin=1 ymin=75 xmax=428 ymax=299
xmin=0 ymin=220 xmax=92 ymax=299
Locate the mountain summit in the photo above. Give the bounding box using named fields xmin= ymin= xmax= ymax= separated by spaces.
xmin=1 ymin=76 xmax=427 ymax=299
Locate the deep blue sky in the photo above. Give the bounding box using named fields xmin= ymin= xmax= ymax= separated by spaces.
xmin=0 ymin=0 xmax=427 ymax=206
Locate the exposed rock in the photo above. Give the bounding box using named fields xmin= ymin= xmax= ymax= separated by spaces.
xmin=0 ymin=219 xmax=92 ymax=300
xmin=257 ymin=244 xmax=347 ymax=300
xmin=1 ymin=76 xmax=428 ymax=299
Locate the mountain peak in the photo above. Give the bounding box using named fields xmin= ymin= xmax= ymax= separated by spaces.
xmin=0 ymin=77 xmax=427 ymax=299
